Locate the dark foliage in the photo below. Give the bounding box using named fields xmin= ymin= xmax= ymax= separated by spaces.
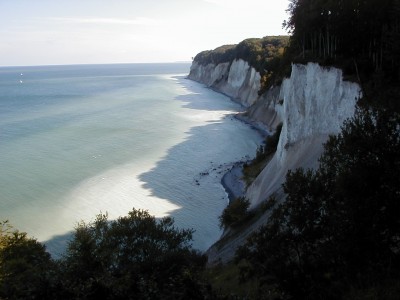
xmin=243 ymin=123 xmax=283 ymax=184
xmin=261 ymin=123 xmax=283 ymax=159
xmin=0 ymin=222 xmax=58 ymax=299
xmin=193 ymin=44 xmax=236 ymax=66
xmin=236 ymin=107 xmax=400 ymax=299
xmin=59 ymin=209 xmax=209 ymax=299
xmin=219 ymin=197 xmax=252 ymax=229
xmin=193 ymin=36 xmax=289 ymax=71
xmin=0 ymin=210 xmax=215 ymax=300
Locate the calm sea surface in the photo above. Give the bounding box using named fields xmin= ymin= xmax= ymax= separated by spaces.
xmin=0 ymin=63 xmax=262 ymax=255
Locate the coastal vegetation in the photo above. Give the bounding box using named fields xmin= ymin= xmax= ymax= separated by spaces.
xmin=219 ymin=197 xmax=252 ymax=229
xmin=243 ymin=123 xmax=283 ymax=185
xmin=192 ymin=36 xmax=289 ymax=72
xmin=284 ymin=0 xmax=400 ymax=72
xmin=193 ymin=36 xmax=290 ymax=91
xmin=0 ymin=210 xmax=214 ymax=299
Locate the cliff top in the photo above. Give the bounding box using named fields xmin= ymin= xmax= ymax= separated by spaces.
xmin=193 ymin=36 xmax=289 ymax=73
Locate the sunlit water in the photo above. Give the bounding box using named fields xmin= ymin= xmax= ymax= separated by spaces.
xmin=0 ymin=63 xmax=262 ymax=256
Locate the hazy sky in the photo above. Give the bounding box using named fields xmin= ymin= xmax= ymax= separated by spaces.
xmin=0 ymin=0 xmax=290 ymax=66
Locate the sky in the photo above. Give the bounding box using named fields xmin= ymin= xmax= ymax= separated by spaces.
xmin=0 ymin=0 xmax=290 ymax=66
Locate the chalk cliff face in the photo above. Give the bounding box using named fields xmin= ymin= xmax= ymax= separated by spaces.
xmin=247 ymin=63 xmax=360 ymax=206
xmin=188 ymin=59 xmax=261 ymax=107
xmin=245 ymin=85 xmax=283 ymax=130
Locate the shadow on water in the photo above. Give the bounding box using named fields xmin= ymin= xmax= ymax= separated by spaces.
xmin=45 ymin=231 xmax=74 ymax=259
xmin=173 ymin=76 xmax=246 ymax=113
xmin=45 ymin=77 xmax=260 ymax=256
xmin=136 ymin=77 xmax=259 ymax=251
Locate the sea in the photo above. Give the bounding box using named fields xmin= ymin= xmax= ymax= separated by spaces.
xmin=0 ymin=63 xmax=263 ymax=256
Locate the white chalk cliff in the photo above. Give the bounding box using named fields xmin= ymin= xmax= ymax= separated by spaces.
xmin=189 ymin=60 xmax=361 ymax=208
xmin=188 ymin=59 xmax=261 ymax=107
xmin=246 ymin=63 xmax=361 ymax=207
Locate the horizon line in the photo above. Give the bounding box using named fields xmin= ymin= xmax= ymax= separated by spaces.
xmin=0 ymin=61 xmax=193 ymax=68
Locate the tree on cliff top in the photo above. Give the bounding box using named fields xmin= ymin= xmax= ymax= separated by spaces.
xmin=284 ymin=0 xmax=400 ymax=86
xmin=193 ymin=36 xmax=290 ymax=91
xmin=193 ymin=36 xmax=289 ymax=73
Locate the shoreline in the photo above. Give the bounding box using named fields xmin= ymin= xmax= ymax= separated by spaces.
xmin=220 ymin=112 xmax=270 ymax=204
xmin=185 ymin=76 xmax=269 ymax=211
xmin=235 ymin=112 xmax=270 ymax=138
xmin=220 ymin=161 xmax=247 ymax=203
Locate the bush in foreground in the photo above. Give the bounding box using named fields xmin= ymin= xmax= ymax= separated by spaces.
xmin=1 ymin=210 xmax=214 ymax=300
xmin=219 ymin=197 xmax=251 ymax=230
xmin=60 ymin=209 xmax=208 ymax=299
xmin=0 ymin=221 xmax=57 ymax=299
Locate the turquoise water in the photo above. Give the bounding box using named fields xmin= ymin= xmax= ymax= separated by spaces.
xmin=0 ymin=63 xmax=262 ymax=255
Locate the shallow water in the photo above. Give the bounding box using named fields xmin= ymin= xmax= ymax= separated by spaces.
xmin=0 ymin=63 xmax=262 ymax=255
